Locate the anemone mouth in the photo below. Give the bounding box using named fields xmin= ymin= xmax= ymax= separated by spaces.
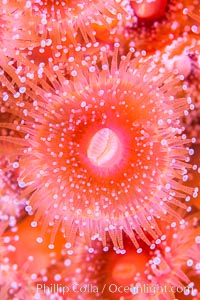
xmin=83 ymin=125 xmax=130 ymax=179
xmin=112 ymin=260 xmax=136 ymax=283
xmin=111 ymin=252 xmax=149 ymax=285
xmin=130 ymin=0 xmax=168 ymax=21
xmin=87 ymin=127 xmax=123 ymax=169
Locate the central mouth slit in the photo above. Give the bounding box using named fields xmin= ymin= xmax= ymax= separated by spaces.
xmin=87 ymin=127 xmax=123 ymax=168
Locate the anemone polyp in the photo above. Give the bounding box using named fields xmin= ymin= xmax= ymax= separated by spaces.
xmin=73 ymin=215 xmax=200 ymax=300
xmin=0 ymin=260 xmax=49 ymax=300
xmin=0 ymin=156 xmax=26 ymax=235
xmin=30 ymin=0 xmax=128 ymax=48
xmin=161 ymin=36 xmax=200 ymax=78
xmin=130 ymin=0 xmax=168 ymax=21
xmin=0 ymin=1 xmax=40 ymax=54
xmin=127 ymin=0 xmax=200 ymax=53
xmin=0 ymin=49 xmax=196 ymax=249
xmin=161 ymin=36 xmax=200 ymax=143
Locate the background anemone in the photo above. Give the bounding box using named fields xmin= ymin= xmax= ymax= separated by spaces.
xmin=125 ymin=0 xmax=200 ymax=53
xmin=160 ymin=36 xmax=200 ymax=144
xmin=29 ymin=0 xmax=128 ymax=44
xmin=68 ymin=214 xmax=200 ymax=300
xmin=0 ymin=215 xmax=67 ymax=299
xmin=0 ymin=0 xmax=40 ymax=53
xmin=0 ymin=156 xmax=26 ymax=235
xmin=22 ymin=0 xmax=131 ymax=67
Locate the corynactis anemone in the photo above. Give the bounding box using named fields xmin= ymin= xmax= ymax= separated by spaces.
xmin=26 ymin=0 xmax=128 ymax=58
xmin=0 ymin=0 xmax=39 ymax=53
xmin=0 ymin=262 xmax=33 ymax=299
xmin=161 ymin=36 xmax=200 ymax=143
xmin=0 ymin=156 xmax=26 ymax=235
xmin=0 ymin=1 xmax=200 ymax=299
xmin=0 ymin=259 xmax=49 ymax=300
xmin=126 ymin=0 xmax=200 ymax=53
xmin=130 ymin=0 xmax=168 ymax=21
xmin=147 ymin=217 xmax=200 ymax=300
xmin=2 ymin=216 xmax=65 ymax=274
xmin=22 ymin=0 xmax=132 ymax=70
xmin=70 ymin=214 xmax=200 ymax=300
xmin=0 ymin=0 xmax=41 ymax=95
xmin=0 ymin=215 xmax=68 ymax=297
xmin=0 ymin=48 xmax=196 ymax=249
xmin=35 ymin=237 xmax=85 ymax=299
xmin=0 ymin=92 xmax=29 ymax=235
xmin=185 ymin=143 xmax=200 ymax=210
